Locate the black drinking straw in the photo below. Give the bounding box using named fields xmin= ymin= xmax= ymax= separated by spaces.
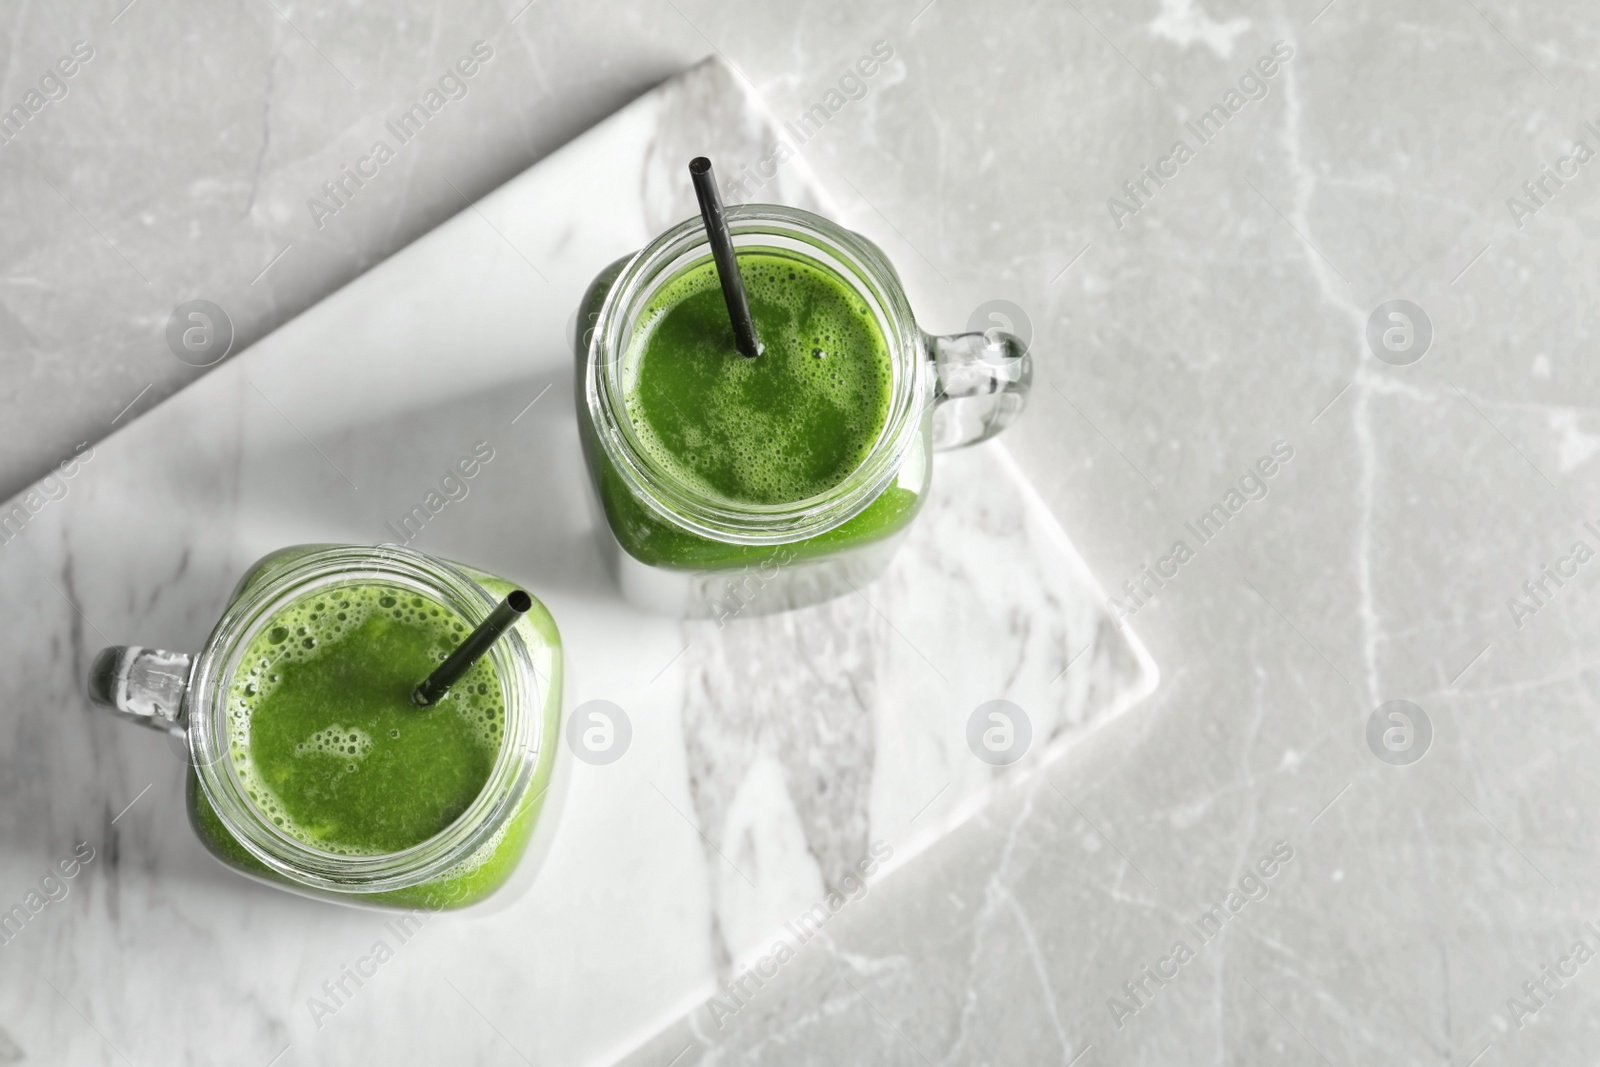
xmin=689 ymin=157 xmax=762 ymax=358
xmin=412 ymin=590 xmax=532 ymax=707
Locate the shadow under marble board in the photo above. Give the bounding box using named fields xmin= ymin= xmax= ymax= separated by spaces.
xmin=0 ymin=59 xmax=1156 ymax=1067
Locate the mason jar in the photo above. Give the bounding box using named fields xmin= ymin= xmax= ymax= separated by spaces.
xmin=573 ymin=204 xmax=1033 ymax=620
xmin=87 ymin=544 xmax=562 ymax=910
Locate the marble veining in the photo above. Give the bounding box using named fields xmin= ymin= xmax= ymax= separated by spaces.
xmin=0 ymin=58 xmax=1151 ymax=1067
xmin=6 ymin=1 xmax=1600 ymax=1064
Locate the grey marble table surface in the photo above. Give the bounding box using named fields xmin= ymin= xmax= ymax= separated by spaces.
xmin=4 ymin=1 xmax=1599 ymax=1065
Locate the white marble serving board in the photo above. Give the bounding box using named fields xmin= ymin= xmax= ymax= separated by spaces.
xmin=0 ymin=59 xmax=1154 ymax=1067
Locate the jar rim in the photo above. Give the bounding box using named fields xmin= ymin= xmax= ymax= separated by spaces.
xmin=187 ymin=545 xmax=542 ymax=895
xmin=585 ymin=205 xmax=926 ymax=546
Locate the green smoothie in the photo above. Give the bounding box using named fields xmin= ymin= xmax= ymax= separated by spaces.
xmin=627 ymin=251 xmax=893 ymax=505
xmin=187 ymin=545 xmax=563 ymax=910
xmin=577 ymin=247 xmax=929 ymax=571
xmin=226 ymin=584 xmax=501 ymax=855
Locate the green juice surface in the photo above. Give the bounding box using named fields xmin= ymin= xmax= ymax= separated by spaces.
xmin=227 ymin=583 xmax=503 ymax=855
xmin=627 ymin=250 xmax=894 ymax=506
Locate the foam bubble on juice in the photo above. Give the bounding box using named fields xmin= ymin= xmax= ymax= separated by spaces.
xmin=295 ymin=724 xmax=373 ymax=762
xmin=624 ymin=249 xmax=894 ymax=505
xmin=226 ymin=583 xmax=505 ymax=853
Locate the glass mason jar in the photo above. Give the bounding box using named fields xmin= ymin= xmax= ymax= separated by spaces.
xmin=573 ymin=204 xmax=1033 ymax=620
xmin=87 ymin=544 xmax=563 ymax=911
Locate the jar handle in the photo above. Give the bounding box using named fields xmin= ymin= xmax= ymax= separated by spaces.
xmin=87 ymin=646 xmax=193 ymax=735
xmin=925 ymin=329 xmax=1032 ymax=450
